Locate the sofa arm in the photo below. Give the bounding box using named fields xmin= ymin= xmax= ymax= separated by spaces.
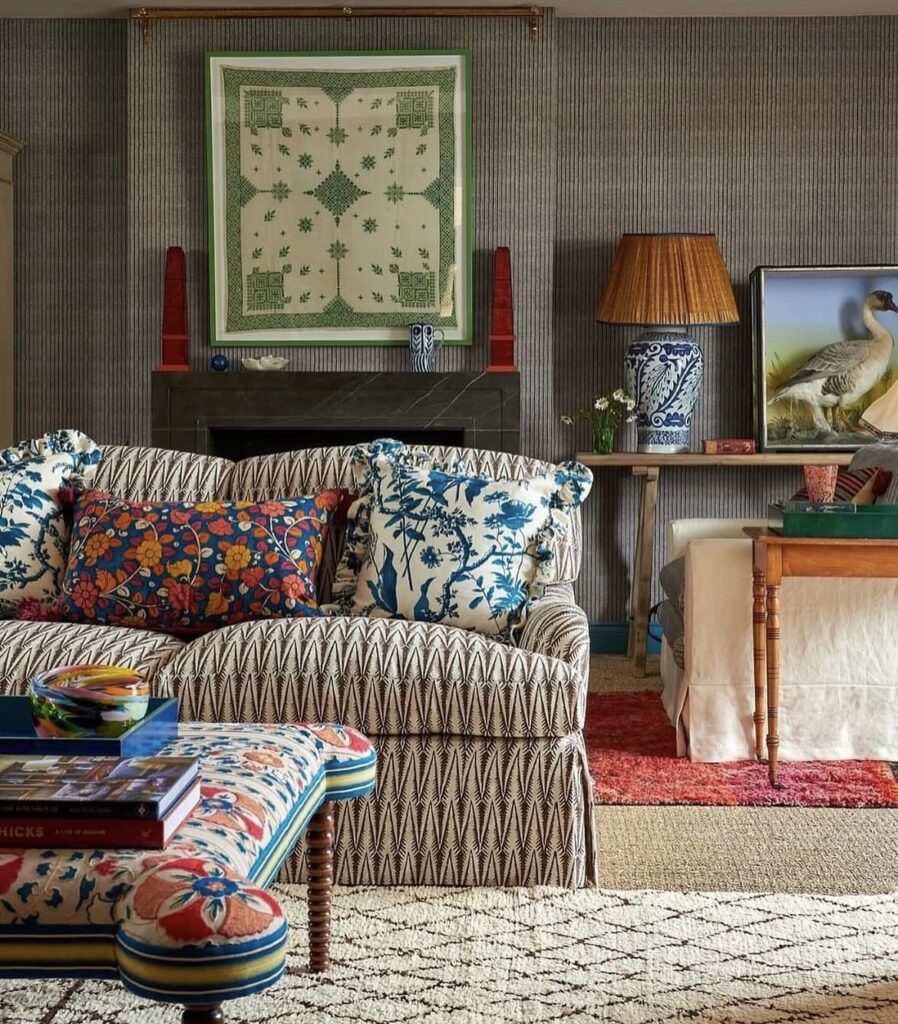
xmin=518 ymin=584 xmax=590 ymax=683
xmin=666 ymin=517 xmax=767 ymax=562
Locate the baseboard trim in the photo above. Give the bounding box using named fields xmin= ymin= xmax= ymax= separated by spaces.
xmin=589 ymin=621 xmax=662 ymax=656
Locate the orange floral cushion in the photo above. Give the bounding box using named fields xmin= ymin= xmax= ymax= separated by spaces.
xmin=60 ymin=490 xmax=342 ymax=634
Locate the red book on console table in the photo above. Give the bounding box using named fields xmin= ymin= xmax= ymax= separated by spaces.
xmin=0 ymin=782 xmax=200 ymax=849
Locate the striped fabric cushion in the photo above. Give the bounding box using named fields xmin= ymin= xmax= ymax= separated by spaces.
xmin=791 ymin=466 xmax=891 ymax=504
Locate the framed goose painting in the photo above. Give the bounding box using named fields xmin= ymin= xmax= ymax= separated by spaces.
xmin=752 ymin=265 xmax=898 ymax=451
xmin=206 ymin=50 xmax=472 ymax=347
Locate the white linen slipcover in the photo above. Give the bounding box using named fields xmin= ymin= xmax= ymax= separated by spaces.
xmin=662 ymin=518 xmax=898 ymax=763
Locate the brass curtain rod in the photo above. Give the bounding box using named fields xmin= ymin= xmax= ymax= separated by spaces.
xmin=131 ymin=6 xmax=544 ymax=41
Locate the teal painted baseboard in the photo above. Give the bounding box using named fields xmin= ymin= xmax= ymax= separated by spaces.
xmin=589 ymin=622 xmax=662 ymax=656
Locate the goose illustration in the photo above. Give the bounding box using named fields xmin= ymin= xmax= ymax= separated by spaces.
xmin=769 ymin=290 xmax=898 ymax=433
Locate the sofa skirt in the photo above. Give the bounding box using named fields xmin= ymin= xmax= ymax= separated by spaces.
xmin=279 ymin=733 xmax=597 ymax=888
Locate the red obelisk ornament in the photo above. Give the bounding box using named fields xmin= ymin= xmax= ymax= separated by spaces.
xmin=158 ymin=246 xmax=190 ymax=370
xmin=486 ymin=246 xmax=517 ymax=372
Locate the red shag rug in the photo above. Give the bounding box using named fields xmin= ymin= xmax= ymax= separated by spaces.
xmin=586 ymin=690 xmax=898 ymax=808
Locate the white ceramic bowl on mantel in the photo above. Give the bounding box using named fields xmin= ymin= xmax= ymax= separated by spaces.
xmin=241 ymin=356 xmax=290 ymax=371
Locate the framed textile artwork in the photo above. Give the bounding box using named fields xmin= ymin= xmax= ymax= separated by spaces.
xmin=752 ymin=265 xmax=898 ymax=451
xmin=206 ymin=50 xmax=472 ymax=347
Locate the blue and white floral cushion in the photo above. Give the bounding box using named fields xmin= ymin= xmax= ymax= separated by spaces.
xmin=329 ymin=439 xmax=592 ymax=642
xmin=0 ymin=430 xmax=101 ymax=617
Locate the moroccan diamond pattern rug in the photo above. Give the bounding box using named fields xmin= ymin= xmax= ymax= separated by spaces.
xmin=3 ymin=885 xmax=898 ymax=1023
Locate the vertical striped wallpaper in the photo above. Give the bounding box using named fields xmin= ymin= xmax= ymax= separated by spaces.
xmin=555 ymin=16 xmax=898 ymax=616
xmin=3 ymin=15 xmax=898 ymax=618
xmin=0 ymin=19 xmax=126 ymax=443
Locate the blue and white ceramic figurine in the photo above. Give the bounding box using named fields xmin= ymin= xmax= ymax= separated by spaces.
xmin=409 ymin=323 xmax=445 ymax=372
xmin=623 ymin=328 xmax=705 ymax=453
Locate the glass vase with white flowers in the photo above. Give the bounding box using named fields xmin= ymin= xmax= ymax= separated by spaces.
xmin=562 ymin=388 xmax=636 ymax=455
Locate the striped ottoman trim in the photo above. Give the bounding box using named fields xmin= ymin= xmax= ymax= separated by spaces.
xmin=251 ymin=748 xmax=376 ymax=887
xmin=0 ymin=926 xmax=117 ymax=979
xmin=116 ymin=922 xmax=288 ymax=1002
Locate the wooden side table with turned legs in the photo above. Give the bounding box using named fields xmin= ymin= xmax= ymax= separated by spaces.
xmin=745 ymin=527 xmax=898 ymax=788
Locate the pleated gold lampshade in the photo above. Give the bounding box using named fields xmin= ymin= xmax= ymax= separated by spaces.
xmin=596 ymin=234 xmax=739 ymax=326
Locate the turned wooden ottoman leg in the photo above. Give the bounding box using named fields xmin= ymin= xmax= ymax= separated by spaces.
xmin=307 ymin=800 xmax=335 ymax=972
xmin=182 ymin=1006 xmax=223 ymax=1024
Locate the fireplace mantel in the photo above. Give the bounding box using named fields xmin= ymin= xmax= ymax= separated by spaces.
xmin=151 ymin=371 xmax=520 ymax=457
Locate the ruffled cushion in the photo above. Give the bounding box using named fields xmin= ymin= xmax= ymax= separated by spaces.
xmin=228 ymin=444 xmax=583 ymax=585
xmin=60 ymin=491 xmax=342 ymax=634
xmin=0 ymin=431 xmax=101 ymax=617
xmin=328 ymin=439 xmax=591 ymax=642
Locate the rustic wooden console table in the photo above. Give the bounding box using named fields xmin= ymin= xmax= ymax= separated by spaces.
xmin=576 ymin=452 xmax=853 ymax=675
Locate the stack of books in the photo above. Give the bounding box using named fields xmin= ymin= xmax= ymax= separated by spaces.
xmin=0 ymin=754 xmax=200 ymax=849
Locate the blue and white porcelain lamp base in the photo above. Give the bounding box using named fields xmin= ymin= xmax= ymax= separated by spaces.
xmin=623 ymin=327 xmax=704 ymax=454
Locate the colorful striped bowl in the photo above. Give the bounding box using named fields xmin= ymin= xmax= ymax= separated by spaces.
xmin=30 ymin=665 xmax=150 ymax=739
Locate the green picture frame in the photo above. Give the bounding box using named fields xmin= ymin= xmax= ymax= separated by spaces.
xmin=205 ymin=50 xmax=473 ymax=348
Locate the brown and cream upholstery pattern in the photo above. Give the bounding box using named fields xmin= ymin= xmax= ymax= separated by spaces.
xmin=157 ymin=597 xmax=596 ymax=885
xmin=9 ymin=442 xmax=595 ymax=887
xmin=158 ymin=615 xmax=584 ymax=739
xmin=0 ymin=621 xmax=184 ymax=696
xmin=268 ymin=735 xmax=591 ymax=888
xmin=94 ymin=444 xmax=234 ymax=502
xmin=518 ymin=584 xmax=590 ymax=678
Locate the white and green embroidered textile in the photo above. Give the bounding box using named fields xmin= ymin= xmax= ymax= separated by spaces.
xmin=206 ymin=51 xmax=471 ymax=346
xmin=0 ymin=430 xmax=100 ymax=617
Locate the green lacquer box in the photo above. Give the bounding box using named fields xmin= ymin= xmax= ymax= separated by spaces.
xmin=769 ymin=502 xmax=898 ymax=539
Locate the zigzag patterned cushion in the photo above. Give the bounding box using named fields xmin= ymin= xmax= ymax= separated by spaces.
xmin=0 ymin=620 xmax=184 ymax=697
xmin=0 ymin=431 xmax=101 ymax=617
xmin=155 ymin=614 xmax=586 ymax=739
xmin=93 ymin=445 xmax=234 ymax=503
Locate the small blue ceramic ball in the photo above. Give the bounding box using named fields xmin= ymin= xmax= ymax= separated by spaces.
xmin=211 ymin=353 xmax=230 ymax=372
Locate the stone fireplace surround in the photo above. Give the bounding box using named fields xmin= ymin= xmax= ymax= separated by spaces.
xmin=152 ymin=371 xmax=520 ymax=459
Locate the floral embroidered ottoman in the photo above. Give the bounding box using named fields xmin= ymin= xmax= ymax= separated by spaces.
xmin=0 ymin=722 xmax=377 ymax=1024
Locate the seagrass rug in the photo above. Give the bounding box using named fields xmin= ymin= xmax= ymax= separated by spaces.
xmin=587 ymin=691 xmax=898 ymax=808
xmin=3 ymin=885 xmax=898 ymax=1024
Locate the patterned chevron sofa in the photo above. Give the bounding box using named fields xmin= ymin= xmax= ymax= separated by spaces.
xmin=0 ymin=443 xmax=595 ymax=888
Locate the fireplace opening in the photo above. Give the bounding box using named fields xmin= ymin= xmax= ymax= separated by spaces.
xmin=210 ymin=426 xmax=468 ymax=461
